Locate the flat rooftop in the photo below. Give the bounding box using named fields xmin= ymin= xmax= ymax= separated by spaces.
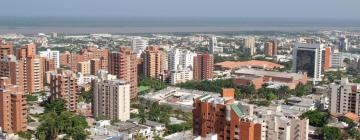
xmin=234 ymin=68 xmax=305 ymax=80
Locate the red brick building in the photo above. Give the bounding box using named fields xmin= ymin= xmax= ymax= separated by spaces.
xmin=193 ymin=88 xmax=262 ymax=140
xmin=193 ymin=53 xmax=214 ymax=80
xmin=0 ymin=41 xmax=13 ymax=59
xmin=0 ymin=77 xmax=27 ymax=133
xmin=109 ymin=47 xmax=138 ymax=99
xmin=142 ymin=46 xmax=168 ymax=81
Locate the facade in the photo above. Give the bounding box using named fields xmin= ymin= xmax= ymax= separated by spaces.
xmin=264 ymin=40 xmax=277 ymax=56
xmin=92 ymin=71 xmax=130 ymax=121
xmin=0 ymin=77 xmax=27 ymax=133
xmin=193 ymin=88 xmax=263 ymax=140
xmin=208 ymin=36 xmax=223 ymax=54
xmin=42 ymin=57 xmax=56 ymax=72
xmin=0 ymin=41 xmax=13 ymax=59
xmin=69 ymin=47 xmax=108 ymax=71
xmin=244 ymin=37 xmax=256 ymax=56
xmin=132 ymin=37 xmax=148 ymax=58
xmin=169 ymin=69 xmax=193 ymax=85
xmin=77 ymin=61 xmax=91 ymax=75
xmin=50 ymin=70 xmax=79 ymax=112
xmin=329 ymin=77 xmax=360 ymax=115
xmin=142 ymin=46 xmax=168 ymax=81
xmin=0 ymin=55 xmax=25 ymax=90
xmin=339 ymin=37 xmax=349 ymax=51
xmin=39 ymin=49 xmax=60 ymax=68
xmin=331 ymin=51 xmax=345 ymax=68
xmin=26 ymin=57 xmax=44 ymax=93
xmin=90 ymin=59 xmax=107 ymax=75
xmin=193 ymin=54 xmax=214 ymax=80
xmin=108 ymin=47 xmax=138 ymax=99
xmin=292 ymin=43 xmax=329 ymax=82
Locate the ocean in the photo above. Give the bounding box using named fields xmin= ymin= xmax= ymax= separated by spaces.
xmin=0 ymin=17 xmax=360 ymax=34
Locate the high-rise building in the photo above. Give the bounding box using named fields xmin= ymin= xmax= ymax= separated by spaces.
xmin=264 ymin=40 xmax=277 ymax=56
xmin=244 ymin=37 xmax=256 ymax=56
xmin=331 ymin=50 xmax=345 ymax=68
xmin=26 ymin=57 xmax=44 ymax=93
xmin=39 ymin=49 xmax=60 ymax=68
xmin=339 ymin=37 xmax=349 ymax=52
xmin=41 ymin=57 xmax=56 ymax=72
xmin=92 ymin=71 xmax=130 ymax=121
xmin=193 ymin=54 xmax=213 ymax=80
xmin=77 ymin=61 xmax=91 ymax=75
xmin=0 ymin=77 xmax=27 ymax=133
xmin=330 ymin=77 xmax=360 ymax=115
xmin=193 ymin=88 xmax=263 ymax=140
xmin=208 ymin=36 xmax=223 ymax=54
xmin=50 ymin=70 xmax=78 ymax=112
xmin=0 ymin=41 xmax=13 ymax=59
xmin=132 ymin=37 xmax=148 ymax=58
xmin=292 ymin=43 xmax=330 ymax=82
xmin=16 ymin=43 xmax=36 ymax=59
xmin=142 ymin=46 xmax=168 ymax=81
xmin=60 ymin=51 xmax=71 ymax=66
xmin=168 ymin=49 xmax=196 ymax=71
xmin=69 ymin=47 xmax=108 ymax=72
xmin=0 ymin=55 xmax=25 ymax=90
xmin=109 ymin=47 xmax=138 ymax=99
xmin=169 ymin=69 xmax=193 ymax=85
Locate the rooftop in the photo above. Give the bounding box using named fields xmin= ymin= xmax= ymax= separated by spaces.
xmin=234 ymin=68 xmax=305 ymax=80
xmin=215 ymin=60 xmax=283 ymax=70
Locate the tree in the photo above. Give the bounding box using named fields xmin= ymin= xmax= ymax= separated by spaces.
xmin=138 ymin=106 xmax=147 ymax=125
xmin=266 ymin=92 xmax=277 ymax=100
xmin=318 ymin=126 xmax=342 ymax=140
xmin=44 ymin=99 xmax=66 ymax=115
xmin=300 ymin=110 xmax=329 ymax=127
xmin=134 ymin=133 xmax=146 ymax=140
xmin=148 ymin=102 xmax=161 ymax=121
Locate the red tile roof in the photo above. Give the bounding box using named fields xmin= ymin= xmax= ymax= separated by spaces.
xmin=215 ymin=60 xmax=283 ymax=70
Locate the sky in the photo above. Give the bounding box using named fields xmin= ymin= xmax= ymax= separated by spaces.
xmin=2 ymin=0 xmax=360 ymax=19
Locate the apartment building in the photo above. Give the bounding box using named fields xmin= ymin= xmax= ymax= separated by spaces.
xmin=0 ymin=41 xmax=13 ymax=59
xmin=108 ymin=47 xmax=138 ymax=99
xmin=77 ymin=61 xmax=91 ymax=75
xmin=193 ymin=53 xmax=214 ymax=80
xmin=329 ymin=77 xmax=360 ymax=115
xmin=142 ymin=46 xmax=168 ymax=81
xmin=92 ymin=71 xmax=130 ymax=121
xmin=0 ymin=77 xmax=27 ymax=133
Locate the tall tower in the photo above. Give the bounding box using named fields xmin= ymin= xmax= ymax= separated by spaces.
xmin=109 ymin=47 xmax=138 ymax=99
xmin=193 ymin=53 xmax=214 ymax=80
xmin=0 ymin=41 xmax=13 ymax=59
xmin=142 ymin=46 xmax=168 ymax=81
xmin=244 ymin=37 xmax=256 ymax=56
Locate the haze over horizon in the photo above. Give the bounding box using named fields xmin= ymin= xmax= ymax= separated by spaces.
xmin=2 ymin=0 xmax=360 ymax=19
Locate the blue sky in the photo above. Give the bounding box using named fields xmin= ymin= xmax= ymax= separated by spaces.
xmin=2 ymin=0 xmax=360 ymax=19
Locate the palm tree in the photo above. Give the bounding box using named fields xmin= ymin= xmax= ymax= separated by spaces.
xmin=138 ymin=106 xmax=147 ymax=125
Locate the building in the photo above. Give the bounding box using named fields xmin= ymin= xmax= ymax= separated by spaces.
xmin=329 ymin=77 xmax=360 ymax=116
xmin=292 ymin=43 xmax=330 ymax=82
xmin=208 ymin=36 xmax=223 ymax=54
xmin=215 ymin=60 xmax=283 ymax=71
xmin=244 ymin=37 xmax=256 ymax=56
xmin=41 ymin=57 xmax=56 ymax=72
xmin=69 ymin=47 xmax=108 ymax=71
xmin=0 ymin=55 xmax=24 ymax=90
xmin=264 ymin=40 xmax=277 ymax=56
xmin=132 ymin=37 xmax=148 ymax=58
xmin=233 ymin=68 xmax=308 ymax=89
xmin=0 ymin=41 xmax=13 ymax=59
xmin=39 ymin=49 xmax=60 ymax=68
xmin=193 ymin=88 xmax=263 ymax=140
xmin=169 ymin=69 xmax=193 ymax=85
xmin=109 ymin=47 xmax=138 ymax=99
xmin=16 ymin=43 xmax=36 ymax=59
xmin=193 ymin=54 xmax=213 ymax=80
xmin=0 ymin=77 xmax=27 ymax=133
xmin=50 ymin=70 xmax=78 ymax=112
xmin=60 ymin=51 xmax=71 ymax=66
xmin=339 ymin=37 xmax=349 ymax=51
xmin=92 ymin=71 xmax=130 ymax=121
xmin=142 ymin=46 xmax=168 ymax=81
xmin=77 ymin=61 xmax=91 ymax=75
xmin=90 ymin=59 xmax=107 ymax=75
xmin=331 ymin=50 xmax=345 ymax=68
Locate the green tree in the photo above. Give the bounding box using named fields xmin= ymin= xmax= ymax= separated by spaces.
xmin=318 ymin=126 xmax=342 ymax=140
xmin=44 ymin=99 xmax=67 ymax=115
xmin=138 ymin=106 xmax=147 ymax=125
xmin=148 ymin=102 xmax=161 ymax=121
xmin=134 ymin=133 xmax=146 ymax=140
xmin=301 ymin=110 xmax=329 ymax=127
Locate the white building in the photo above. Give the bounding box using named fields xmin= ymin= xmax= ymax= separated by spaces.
xmin=208 ymin=36 xmax=223 ymax=54
xmin=132 ymin=37 xmax=148 ymax=58
xmin=292 ymin=43 xmax=325 ymax=82
xmin=92 ymin=71 xmax=130 ymax=121
xmin=169 ymin=69 xmax=193 ymax=85
xmin=339 ymin=37 xmax=349 ymax=51
xmin=244 ymin=37 xmax=256 ymax=55
xmin=329 ymin=77 xmax=360 ymax=115
xmin=39 ymin=49 xmax=60 ymax=68
xmin=331 ymin=51 xmax=345 ymax=68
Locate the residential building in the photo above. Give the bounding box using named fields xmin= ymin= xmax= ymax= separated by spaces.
xmin=77 ymin=61 xmax=91 ymax=75
xmin=0 ymin=41 xmax=13 ymax=59
xmin=50 ymin=70 xmax=78 ymax=112
xmin=0 ymin=55 xmax=24 ymax=90
xmin=329 ymin=77 xmax=360 ymax=115
xmin=292 ymin=43 xmax=330 ymax=82
xmin=26 ymin=57 xmax=44 ymax=93
xmin=331 ymin=50 xmax=345 ymax=68
xmin=109 ymin=47 xmax=138 ymax=99
xmin=169 ymin=69 xmax=193 ymax=85
xmin=69 ymin=47 xmax=108 ymax=71
xmin=244 ymin=37 xmax=256 ymax=56
xmin=90 ymin=59 xmax=107 ymax=75
xmin=168 ymin=49 xmax=196 ymax=71
xmin=339 ymin=37 xmax=349 ymax=51
xmin=142 ymin=46 xmax=168 ymax=81
xmin=264 ymin=40 xmax=277 ymax=56
xmin=0 ymin=77 xmax=27 ymax=133
xmin=193 ymin=88 xmax=263 ymax=140
xmin=39 ymin=49 xmax=60 ymax=68
xmin=193 ymin=54 xmax=213 ymax=80
xmin=208 ymin=36 xmax=223 ymax=54
xmin=92 ymin=71 xmax=130 ymax=121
